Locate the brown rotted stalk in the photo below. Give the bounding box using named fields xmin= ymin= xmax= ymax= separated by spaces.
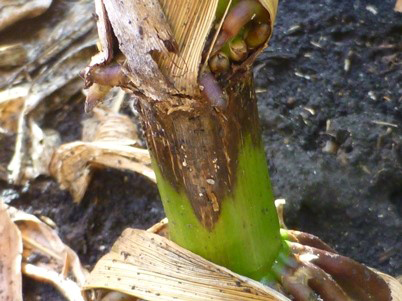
xmin=82 ymin=1 xmax=394 ymax=301
xmin=290 ymin=242 xmax=392 ymax=301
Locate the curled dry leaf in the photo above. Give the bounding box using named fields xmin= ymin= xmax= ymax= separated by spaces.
xmin=50 ymin=108 xmax=155 ymax=202
xmin=146 ymin=217 xmax=169 ymax=237
xmin=6 ymin=205 xmax=87 ymax=301
xmin=274 ymin=199 xmax=287 ymax=229
xmin=0 ymin=200 xmax=23 ymax=301
xmin=84 ymin=229 xmax=290 ymax=301
xmin=0 ymin=0 xmax=52 ymax=31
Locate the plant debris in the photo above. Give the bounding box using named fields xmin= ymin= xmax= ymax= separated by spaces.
xmin=50 ymin=107 xmax=155 ymax=202
xmin=0 ymin=199 xmax=87 ymax=301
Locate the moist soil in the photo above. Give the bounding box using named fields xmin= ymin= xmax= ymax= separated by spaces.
xmin=1 ymin=0 xmax=401 ymax=299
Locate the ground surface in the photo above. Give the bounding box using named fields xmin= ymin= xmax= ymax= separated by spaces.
xmin=0 ymin=0 xmax=401 ymax=299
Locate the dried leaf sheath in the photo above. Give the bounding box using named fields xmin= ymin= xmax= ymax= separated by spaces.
xmin=100 ymin=0 xmax=178 ymax=100
xmin=157 ymin=0 xmax=219 ymax=93
xmin=84 ymin=229 xmax=290 ymax=301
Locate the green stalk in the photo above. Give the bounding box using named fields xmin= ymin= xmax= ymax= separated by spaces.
xmin=153 ymin=135 xmax=281 ymax=280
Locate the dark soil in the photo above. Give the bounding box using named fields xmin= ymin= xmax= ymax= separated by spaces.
xmin=256 ymin=0 xmax=401 ymax=277
xmin=1 ymin=0 xmax=401 ymax=300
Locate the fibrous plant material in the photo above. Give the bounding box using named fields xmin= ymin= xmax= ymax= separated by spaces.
xmin=0 ymin=43 xmax=27 ymax=67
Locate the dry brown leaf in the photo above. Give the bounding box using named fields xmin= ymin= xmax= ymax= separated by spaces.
xmin=50 ymin=108 xmax=155 ymax=202
xmin=0 ymin=200 xmax=23 ymax=301
xmin=0 ymin=0 xmax=52 ymax=31
xmin=259 ymin=0 xmax=279 ymax=26
xmin=6 ymin=205 xmax=88 ymax=300
xmin=50 ymin=140 xmax=155 ymax=202
xmin=84 ymin=229 xmax=290 ymax=301
xmin=146 ymin=217 xmax=168 ymax=237
xmin=395 ymin=0 xmax=402 ymax=12
xmin=144 ymin=219 xmax=402 ymax=301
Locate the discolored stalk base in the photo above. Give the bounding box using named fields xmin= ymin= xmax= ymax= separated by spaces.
xmin=136 ymin=71 xmax=282 ymax=280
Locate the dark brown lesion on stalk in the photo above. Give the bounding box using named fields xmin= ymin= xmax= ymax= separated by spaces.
xmin=133 ymin=1 xmax=273 ymax=229
xmin=136 ymin=71 xmax=261 ymax=229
